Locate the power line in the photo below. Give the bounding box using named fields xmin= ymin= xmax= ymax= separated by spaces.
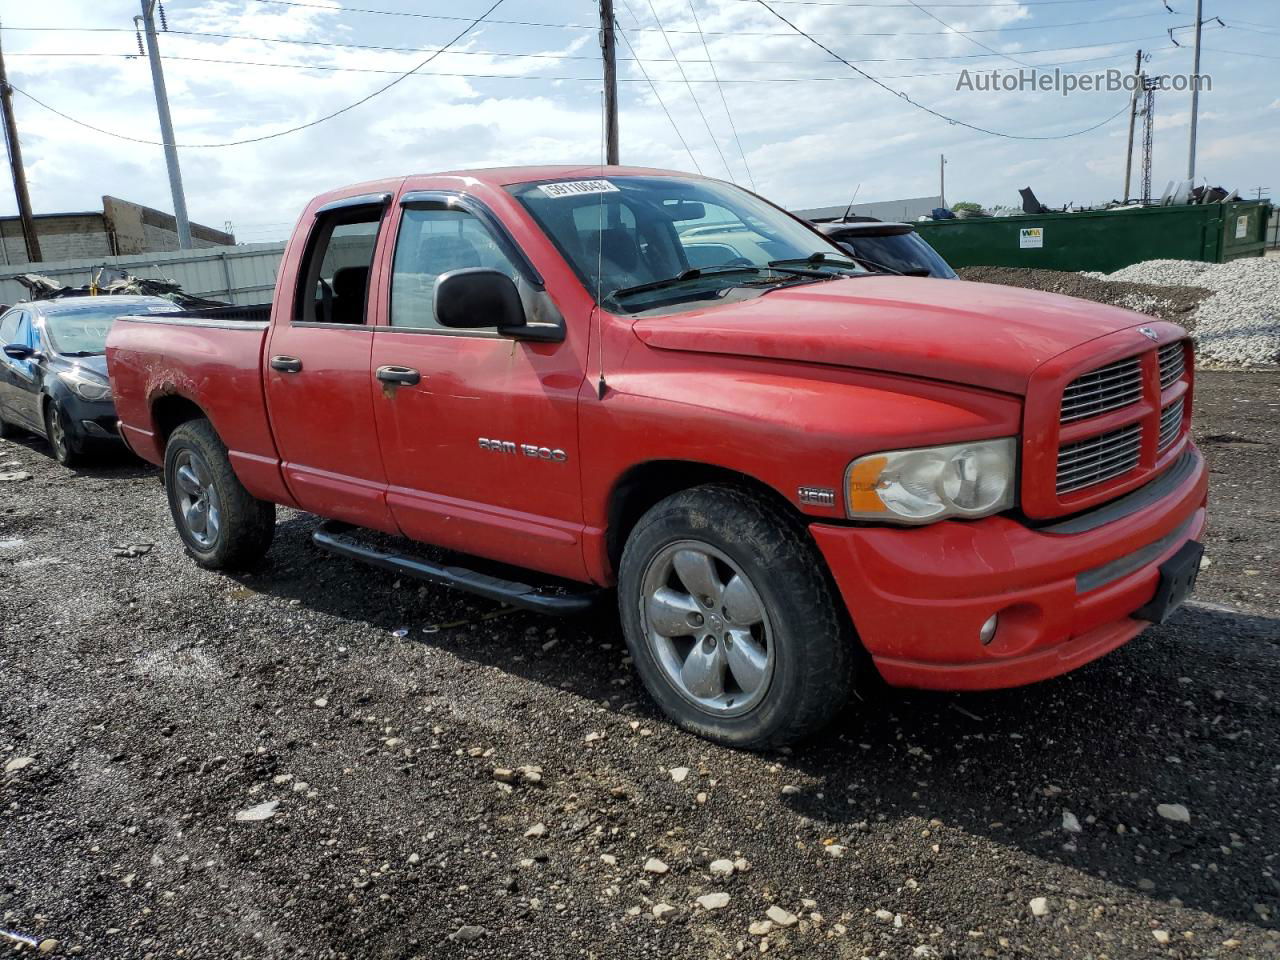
xmin=687 ymin=0 xmax=755 ymax=190
xmin=1201 ymin=46 xmax=1280 ymax=61
xmin=6 ymin=0 xmax=509 ymax=148
xmin=614 ymin=20 xmax=701 ymax=173
xmin=643 ymin=0 xmax=733 ymax=180
xmin=4 ymin=32 xmax=1195 ymax=68
xmin=1 ymin=48 xmax=1148 ymax=81
xmin=219 ymin=1 xmax=1184 ymax=39
xmin=750 ymin=0 xmax=1131 ymax=140
xmin=0 ymin=11 xmax=1173 ymax=39
xmin=902 ymin=0 xmax=1033 ymax=68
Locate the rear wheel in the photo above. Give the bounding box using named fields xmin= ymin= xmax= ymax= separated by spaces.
xmin=164 ymin=419 xmax=275 ymax=569
xmin=0 ymin=415 xmax=19 ymax=439
xmin=618 ymin=484 xmax=855 ymax=749
xmin=44 ymin=400 xmax=84 ymax=467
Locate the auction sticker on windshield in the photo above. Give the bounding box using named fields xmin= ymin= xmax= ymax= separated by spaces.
xmin=539 ymin=180 xmax=620 ymax=198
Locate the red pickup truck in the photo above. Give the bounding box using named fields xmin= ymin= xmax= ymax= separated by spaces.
xmin=107 ymin=166 xmax=1207 ymax=747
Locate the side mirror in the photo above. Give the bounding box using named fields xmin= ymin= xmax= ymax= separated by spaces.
xmin=3 ymin=343 xmax=34 ymax=361
xmin=434 ymin=268 xmax=526 ymax=331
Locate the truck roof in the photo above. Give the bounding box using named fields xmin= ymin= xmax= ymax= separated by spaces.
xmin=310 ymin=165 xmax=703 ymax=209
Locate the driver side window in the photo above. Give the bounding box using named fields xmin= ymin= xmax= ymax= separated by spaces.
xmin=0 ymin=310 xmax=21 ymax=345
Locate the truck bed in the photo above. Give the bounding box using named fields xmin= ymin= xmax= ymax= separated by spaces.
xmin=106 ymin=304 xmax=285 ymax=504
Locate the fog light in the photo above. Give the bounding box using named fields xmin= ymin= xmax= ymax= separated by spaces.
xmin=979 ymin=614 xmax=999 ymax=645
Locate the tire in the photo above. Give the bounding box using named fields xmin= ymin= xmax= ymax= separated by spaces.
xmin=44 ymin=400 xmax=85 ymax=467
xmin=164 ymin=419 xmax=275 ymax=570
xmin=0 ymin=415 xmax=19 ymax=439
xmin=618 ymin=484 xmax=855 ymax=749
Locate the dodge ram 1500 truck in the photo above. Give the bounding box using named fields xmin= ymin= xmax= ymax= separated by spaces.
xmin=106 ymin=166 xmax=1207 ymax=748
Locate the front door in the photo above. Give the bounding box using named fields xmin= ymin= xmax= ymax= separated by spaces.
xmin=0 ymin=310 xmax=40 ymax=430
xmin=264 ymin=200 xmax=397 ymax=533
xmin=368 ymin=198 xmax=587 ymax=581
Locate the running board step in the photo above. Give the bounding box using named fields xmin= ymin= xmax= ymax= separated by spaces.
xmin=311 ymin=521 xmax=600 ymax=615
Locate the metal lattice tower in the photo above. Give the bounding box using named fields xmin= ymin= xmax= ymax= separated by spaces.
xmin=1140 ymin=76 xmax=1157 ymax=203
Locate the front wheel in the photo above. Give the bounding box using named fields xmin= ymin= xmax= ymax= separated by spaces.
xmin=618 ymin=485 xmax=856 ymax=749
xmin=44 ymin=400 xmax=84 ymax=467
xmin=164 ymin=419 xmax=275 ymax=570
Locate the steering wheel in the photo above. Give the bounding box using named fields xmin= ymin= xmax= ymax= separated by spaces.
xmin=318 ymin=277 xmax=335 ymax=323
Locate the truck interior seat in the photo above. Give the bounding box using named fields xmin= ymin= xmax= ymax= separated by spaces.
xmin=330 ymin=266 xmax=370 ymax=324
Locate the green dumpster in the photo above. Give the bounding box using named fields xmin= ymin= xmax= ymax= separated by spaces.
xmin=913 ymin=200 xmax=1273 ymax=273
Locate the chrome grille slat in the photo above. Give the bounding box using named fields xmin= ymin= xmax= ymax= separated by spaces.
xmin=1158 ymin=341 xmax=1186 ymax=389
xmin=1158 ymin=397 xmax=1184 ymax=451
xmin=1056 ymin=423 xmax=1142 ymax=494
xmin=1056 ymin=444 xmax=1143 ymax=481
xmin=1056 ymin=424 xmax=1142 ymax=458
xmin=1060 ymin=357 xmax=1143 ymax=423
xmin=1062 ymin=365 xmax=1143 ymax=392
xmin=1060 ymin=390 xmax=1145 ymax=419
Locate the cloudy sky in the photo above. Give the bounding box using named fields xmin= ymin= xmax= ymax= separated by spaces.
xmin=1 ymin=0 xmax=1276 ymax=242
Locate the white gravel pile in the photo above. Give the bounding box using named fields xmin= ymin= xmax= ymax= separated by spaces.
xmin=1091 ymin=257 xmax=1280 ymax=366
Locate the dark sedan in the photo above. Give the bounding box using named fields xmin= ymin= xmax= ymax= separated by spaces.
xmin=813 ymin=220 xmax=957 ymax=279
xmin=0 ymin=295 xmax=180 ymax=465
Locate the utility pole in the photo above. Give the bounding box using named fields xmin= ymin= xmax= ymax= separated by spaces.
xmin=939 ymin=154 xmax=946 ymax=207
xmin=600 ymin=0 xmax=619 ymax=165
xmin=1122 ymin=49 xmax=1142 ymax=202
xmin=138 ymin=0 xmax=192 ymax=248
xmin=0 ymin=32 xmax=42 ymax=263
xmin=1186 ymin=0 xmax=1204 ymax=180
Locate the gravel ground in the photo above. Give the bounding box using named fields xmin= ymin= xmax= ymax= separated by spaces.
xmin=1093 ymin=259 xmax=1280 ymax=368
xmin=957 ymin=267 xmax=1211 ymax=328
xmin=960 ymin=257 xmax=1280 ymax=367
xmin=2 ymin=372 xmax=1279 ymax=959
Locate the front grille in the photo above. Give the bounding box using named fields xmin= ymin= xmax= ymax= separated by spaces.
xmin=1158 ymin=340 xmax=1186 ymax=389
xmin=1158 ymin=396 xmax=1184 ymax=451
xmin=1057 ymin=422 xmax=1142 ymax=495
xmin=1060 ymin=356 xmax=1143 ymax=423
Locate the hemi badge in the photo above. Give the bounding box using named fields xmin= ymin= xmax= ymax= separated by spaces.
xmin=798 ymin=486 xmax=837 ymax=507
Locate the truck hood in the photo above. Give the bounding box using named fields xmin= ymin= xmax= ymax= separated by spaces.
xmin=631 ymin=276 xmax=1153 ymax=395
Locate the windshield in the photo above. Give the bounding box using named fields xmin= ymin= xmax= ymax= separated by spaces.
xmin=44 ymin=301 xmax=179 ymax=355
xmin=510 ymin=176 xmax=864 ymax=313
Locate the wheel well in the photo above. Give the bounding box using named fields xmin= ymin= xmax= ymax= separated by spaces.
xmin=605 ymin=461 xmax=802 ymax=569
xmin=151 ymin=395 xmax=208 ymax=444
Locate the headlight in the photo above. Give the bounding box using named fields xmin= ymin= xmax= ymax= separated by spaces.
xmin=58 ymin=369 xmax=112 ymax=402
xmin=845 ymin=438 xmax=1016 ymax=524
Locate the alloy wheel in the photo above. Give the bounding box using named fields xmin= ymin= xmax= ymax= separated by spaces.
xmin=638 ymin=540 xmax=774 ymax=717
xmin=173 ymin=449 xmax=222 ymax=549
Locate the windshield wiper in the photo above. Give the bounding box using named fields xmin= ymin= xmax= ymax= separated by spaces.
xmin=610 ymin=263 xmax=831 ymax=301
xmin=59 ymin=350 xmax=103 ymax=357
xmin=769 ymin=252 xmax=865 ymax=273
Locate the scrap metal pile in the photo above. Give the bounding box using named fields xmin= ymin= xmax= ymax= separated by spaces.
xmin=13 ymin=267 xmax=226 ymax=309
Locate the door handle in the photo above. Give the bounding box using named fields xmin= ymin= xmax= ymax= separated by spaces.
xmin=270 ymin=355 xmax=303 ymax=373
xmin=376 ymin=365 xmax=421 ymax=386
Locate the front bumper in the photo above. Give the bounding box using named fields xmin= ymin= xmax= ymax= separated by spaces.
xmin=810 ymin=445 xmax=1208 ymax=691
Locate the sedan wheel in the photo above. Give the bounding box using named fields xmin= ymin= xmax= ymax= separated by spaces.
xmin=43 ymin=402 xmax=82 ymax=466
xmin=172 ymin=448 xmax=222 ymax=549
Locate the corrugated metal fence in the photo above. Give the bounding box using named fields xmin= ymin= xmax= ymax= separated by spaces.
xmin=0 ymin=242 xmax=286 ymax=307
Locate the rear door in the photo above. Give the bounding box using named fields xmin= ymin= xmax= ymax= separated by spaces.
xmin=264 ymin=196 xmax=398 ymax=533
xmin=367 ymin=194 xmax=588 ymax=581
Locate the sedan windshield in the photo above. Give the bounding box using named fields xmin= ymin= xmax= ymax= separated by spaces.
xmin=44 ymin=301 xmax=178 ymax=355
xmin=510 ymin=176 xmax=865 ymax=313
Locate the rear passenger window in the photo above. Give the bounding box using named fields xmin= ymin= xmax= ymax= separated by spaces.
xmin=297 ymin=209 xmax=383 ymax=325
xmin=389 ymin=208 xmax=519 ymax=330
